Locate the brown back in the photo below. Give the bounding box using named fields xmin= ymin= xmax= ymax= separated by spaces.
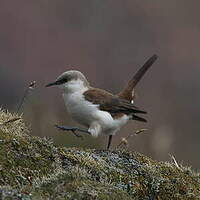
xmin=83 ymin=88 xmax=146 ymax=115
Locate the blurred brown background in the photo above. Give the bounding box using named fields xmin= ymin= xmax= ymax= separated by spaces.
xmin=0 ymin=1 xmax=200 ymax=168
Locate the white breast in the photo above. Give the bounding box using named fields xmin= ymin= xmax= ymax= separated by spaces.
xmin=63 ymin=91 xmax=99 ymax=127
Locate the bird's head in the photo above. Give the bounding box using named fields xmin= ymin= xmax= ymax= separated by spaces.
xmin=46 ymin=70 xmax=89 ymax=93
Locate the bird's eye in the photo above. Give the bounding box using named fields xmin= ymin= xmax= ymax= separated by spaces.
xmin=57 ymin=78 xmax=68 ymax=84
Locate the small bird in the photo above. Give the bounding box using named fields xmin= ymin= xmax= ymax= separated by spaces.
xmin=46 ymin=55 xmax=158 ymax=149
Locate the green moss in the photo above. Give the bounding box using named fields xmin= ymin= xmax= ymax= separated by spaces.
xmin=0 ymin=109 xmax=200 ymax=199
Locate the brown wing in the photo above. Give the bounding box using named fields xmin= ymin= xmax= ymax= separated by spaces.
xmin=83 ymin=88 xmax=147 ymax=116
xmin=118 ymin=54 xmax=158 ymax=102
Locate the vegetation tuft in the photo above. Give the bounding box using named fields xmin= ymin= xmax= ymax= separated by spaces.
xmin=0 ymin=109 xmax=200 ymax=199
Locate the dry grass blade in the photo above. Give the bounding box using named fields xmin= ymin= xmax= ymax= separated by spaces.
xmin=0 ymin=117 xmax=22 ymax=126
xmin=116 ymin=128 xmax=148 ymax=148
xmin=135 ymin=128 xmax=148 ymax=135
xmin=169 ymin=154 xmax=182 ymax=170
xmin=116 ymin=137 xmax=128 ymax=148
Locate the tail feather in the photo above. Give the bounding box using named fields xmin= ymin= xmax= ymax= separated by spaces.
xmin=132 ymin=114 xmax=147 ymax=122
xmin=131 ymin=109 xmax=147 ymax=114
xmin=118 ymin=54 xmax=158 ymax=102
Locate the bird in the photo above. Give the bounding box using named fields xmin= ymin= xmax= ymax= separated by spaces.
xmin=46 ymin=54 xmax=158 ymax=149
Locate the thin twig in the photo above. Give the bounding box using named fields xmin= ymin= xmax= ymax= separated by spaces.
xmin=17 ymin=81 xmax=36 ymax=113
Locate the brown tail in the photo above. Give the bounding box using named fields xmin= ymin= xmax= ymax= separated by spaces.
xmin=118 ymin=54 xmax=158 ymax=102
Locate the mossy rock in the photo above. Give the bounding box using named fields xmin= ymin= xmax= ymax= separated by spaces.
xmin=0 ymin=109 xmax=200 ymax=200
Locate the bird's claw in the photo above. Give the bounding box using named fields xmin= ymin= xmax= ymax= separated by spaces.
xmin=54 ymin=125 xmax=83 ymax=139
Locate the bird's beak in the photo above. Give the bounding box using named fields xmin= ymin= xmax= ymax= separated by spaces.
xmin=45 ymin=81 xmax=58 ymax=87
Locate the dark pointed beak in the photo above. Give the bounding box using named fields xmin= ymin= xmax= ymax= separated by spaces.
xmin=45 ymin=81 xmax=58 ymax=87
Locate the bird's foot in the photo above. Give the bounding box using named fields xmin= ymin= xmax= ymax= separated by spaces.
xmin=55 ymin=125 xmax=90 ymax=139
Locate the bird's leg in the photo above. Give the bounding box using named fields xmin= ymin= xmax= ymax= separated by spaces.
xmin=107 ymin=135 xmax=113 ymax=150
xmin=55 ymin=125 xmax=90 ymax=138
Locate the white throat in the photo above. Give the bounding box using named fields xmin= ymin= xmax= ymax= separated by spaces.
xmin=60 ymin=79 xmax=89 ymax=94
